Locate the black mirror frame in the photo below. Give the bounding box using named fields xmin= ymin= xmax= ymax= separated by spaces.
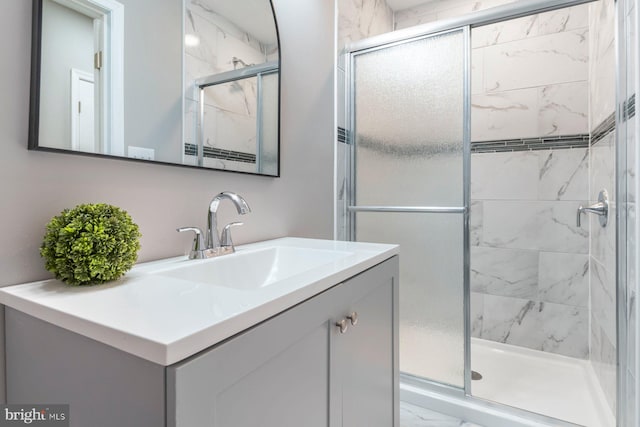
xmin=28 ymin=0 xmax=282 ymax=178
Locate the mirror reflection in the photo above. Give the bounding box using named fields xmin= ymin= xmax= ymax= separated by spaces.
xmin=32 ymin=0 xmax=280 ymax=176
xmin=184 ymin=0 xmax=279 ymax=174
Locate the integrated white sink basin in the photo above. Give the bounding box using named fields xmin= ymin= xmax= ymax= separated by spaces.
xmin=157 ymin=246 xmax=353 ymax=290
xmin=0 ymin=237 xmax=398 ymax=365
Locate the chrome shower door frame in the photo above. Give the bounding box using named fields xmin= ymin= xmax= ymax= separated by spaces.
xmin=341 ymin=0 xmax=631 ymax=425
xmin=346 ymin=24 xmax=470 ymax=390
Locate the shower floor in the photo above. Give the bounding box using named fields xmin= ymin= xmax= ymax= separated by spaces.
xmin=470 ymin=338 xmax=615 ymax=427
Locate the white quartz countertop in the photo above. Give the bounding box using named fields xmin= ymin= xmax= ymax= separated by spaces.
xmin=0 ymin=238 xmax=398 ymax=366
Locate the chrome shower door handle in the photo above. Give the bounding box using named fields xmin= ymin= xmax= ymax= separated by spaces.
xmin=577 ymin=189 xmax=609 ymax=228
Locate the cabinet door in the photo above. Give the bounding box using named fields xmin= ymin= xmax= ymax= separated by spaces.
xmin=167 ymin=256 xmax=399 ymax=427
xmin=332 ymin=256 xmax=399 ymax=427
xmin=167 ymin=288 xmax=336 ymax=427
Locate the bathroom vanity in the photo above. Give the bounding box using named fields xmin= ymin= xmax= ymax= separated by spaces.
xmin=0 ymin=238 xmax=399 ymax=427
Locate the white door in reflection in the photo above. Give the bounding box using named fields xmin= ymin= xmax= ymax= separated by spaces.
xmin=71 ymin=68 xmax=95 ymax=153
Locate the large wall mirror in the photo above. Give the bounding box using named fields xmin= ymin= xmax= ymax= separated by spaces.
xmin=29 ymin=0 xmax=280 ymax=176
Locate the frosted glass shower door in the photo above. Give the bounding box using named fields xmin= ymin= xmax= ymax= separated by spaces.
xmin=350 ymin=30 xmax=466 ymax=387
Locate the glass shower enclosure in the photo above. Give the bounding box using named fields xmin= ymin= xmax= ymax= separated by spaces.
xmin=347 ymin=28 xmax=468 ymax=388
xmin=339 ymin=0 xmax=633 ymax=425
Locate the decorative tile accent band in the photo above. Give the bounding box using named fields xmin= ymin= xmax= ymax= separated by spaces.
xmin=184 ymin=143 xmax=256 ymax=163
xmin=625 ymin=93 xmax=636 ymax=120
xmin=591 ymin=93 xmax=636 ymax=146
xmin=471 ymin=134 xmax=590 ymax=153
xmin=340 ymin=94 xmax=635 ymax=153
xmin=590 ymin=113 xmax=615 ymax=146
xmin=338 ymin=126 xmax=349 ymax=144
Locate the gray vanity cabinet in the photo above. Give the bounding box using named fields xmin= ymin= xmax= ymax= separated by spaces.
xmin=4 ymin=256 xmax=398 ymax=427
xmin=167 ymin=256 xmax=399 ymax=427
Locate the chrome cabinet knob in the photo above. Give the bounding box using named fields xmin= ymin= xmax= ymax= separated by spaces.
xmin=336 ymin=319 xmax=348 ymax=334
xmin=347 ymin=312 xmax=358 ymax=326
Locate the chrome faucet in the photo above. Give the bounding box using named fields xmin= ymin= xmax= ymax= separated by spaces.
xmin=177 ymin=191 xmax=251 ymax=259
xmin=207 ymin=191 xmax=251 ymax=252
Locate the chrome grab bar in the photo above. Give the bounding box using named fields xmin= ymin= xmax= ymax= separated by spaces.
xmin=577 ymin=189 xmax=609 ymax=228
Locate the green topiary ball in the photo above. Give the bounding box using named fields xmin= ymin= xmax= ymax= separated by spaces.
xmin=40 ymin=203 xmax=142 ymax=286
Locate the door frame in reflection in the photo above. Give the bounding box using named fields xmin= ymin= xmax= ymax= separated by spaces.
xmin=48 ymin=0 xmax=124 ymax=155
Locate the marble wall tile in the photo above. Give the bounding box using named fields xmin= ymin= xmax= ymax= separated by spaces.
xmin=202 ymin=104 xmax=256 ymax=153
xmin=539 ymin=302 xmax=588 ymax=358
xmin=471 ymin=151 xmax=538 ymax=200
xmin=537 ymin=4 xmax=589 ymax=36
xmin=201 ymin=103 xmax=217 ymax=148
xmin=483 ymin=29 xmax=588 ymax=93
xmin=471 ymin=14 xmax=539 ymax=49
xmin=538 ymin=81 xmax=589 ymax=136
xmin=471 ymin=88 xmax=539 ymax=141
xmin=185 ymin=8 xmax=220 ymax=66
xmin=338 ymin=0 xmax=393 ymax=51
xmin=590 ymin=129 xmax=616 ymax=277
xmin=184 ymin=53 xmax=216 ymax=100
xmin=471 ymin=83 xmax=589 ymax=141
xmin=481 ymin=295 xmax=543 ymax=349
xmin=215 ymin=29 xmax=266 ymax=73
xmin=201 ymin=156 xmax=256 ymax=173
xmin=435 ymin=0 xmax=515 ymax=22
xmin=393 ymin=9 xmax=437 ymax=31
xmin=590 ymin=130 xmax=616 ymax=201
xmin=591 ymin=259 xmax=617 ymax=346
xmin=470 ymin=200 xmax=483 ymax=246
xmin=480 ymin=295 xmax=588 ymax=357
xmin=214 ymin=108 xmax=257 ymax=153
xmin=471 ymin=49 xmax=484 ymax=95
xmin=189 ymin=1 xmax=266 ymax=53
xmin=471 ymin=246 xmax=538 ymax=299
xmin=589 ymin=0 xmax=616 ymax=128
xmin=538 ymin=252 xmax=588 ymax=307
xmin=591 ymin=202 xmax=616 ymax=275
xmin=538 ymin=148 xmax=589 ymax=201
xmin=482 ymin=201 xmax=588 ymax=253
xmin=203 ymin=78 xmax=257 ymax=117
xmin=471 ymin=292 xmax=484 ymax=337
xmin=394 ymin=0 xmax=517 ymax=31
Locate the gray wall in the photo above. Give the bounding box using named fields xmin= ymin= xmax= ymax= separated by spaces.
xmin=122 ymin=0 xmax=183 ymax=163
xmin=0 ymin=0 xmax=335 ymax=401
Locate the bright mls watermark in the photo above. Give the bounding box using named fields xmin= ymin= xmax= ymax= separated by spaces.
xmin=0 ymin=405 xmax=68 ymax=426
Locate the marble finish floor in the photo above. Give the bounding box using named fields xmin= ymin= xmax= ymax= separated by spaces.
xmin=400 ymin=402 xmax=483 ymax=427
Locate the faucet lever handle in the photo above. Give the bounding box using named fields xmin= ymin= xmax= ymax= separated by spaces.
xmin=221 ymin=222 xmax=244 ymax=248
xmin=577 ymin=190 xmax=610 ymax=228
xmin=177 ymin=227 xmax=206 ymax=259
